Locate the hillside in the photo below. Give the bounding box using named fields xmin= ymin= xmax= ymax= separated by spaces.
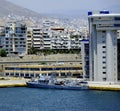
xmin=0 ymin=0 xmax=41 ymax=18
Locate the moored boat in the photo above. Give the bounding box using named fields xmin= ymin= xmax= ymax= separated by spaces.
xmin=26 ymin=76 xmax=89 ymax=90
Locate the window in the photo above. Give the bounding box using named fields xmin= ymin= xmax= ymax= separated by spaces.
xmin=102 ymin=31 xmax=106 ymax=33
xmin=103 ymin=61 xmax=106 ymax=64
xmin=15 ymin=73 xmax=19 ymax=77
xmin=114 ymin=17 xmax=120 ymax=20
xmin=114 ymin=24 xmax=120 ymax=27
xmin=25 ymin=73 xmax=29 ymax=77
xmin=5 ymin=73 xmax=9 ymax=76
xmin=102 ymin=41 xmax=105 ymax=43
xmin=20 ymin=38 xmax=25 ymax=40
xmin=102 ymin=46 xmax=106 ymax=48
xmin=103 ymin=78 xmax=106 ymax=81
xmin=103 ymin=67 xmax=106 ymax=69
xmin=20 ymin=73 xmax=24 ymax=77
xmin=103 ymin=72 xmax=106 ymax=74
xmin=30 ymin=68 xmax=39 ymax=71
xmin=5 ymin=67 xmax=14 ymax=70
xmin=102 ymin=51 xmax=106 ymax=53
xmin=10 ymin=73 xmax=14 ymax=76
xmin=103 ymin=56 xmax=106 ymax=59
xmin=30 ymin=74 xmax=34 ymax=77
xmin=35 ymin=74 xmax=40 ymax=77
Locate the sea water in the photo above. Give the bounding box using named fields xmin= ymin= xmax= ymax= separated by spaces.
xmin=0 ymin=87 xmax=120 ymax=111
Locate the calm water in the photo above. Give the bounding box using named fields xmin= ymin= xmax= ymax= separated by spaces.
xmin=0 ymin=87 xmax=120 ymax=111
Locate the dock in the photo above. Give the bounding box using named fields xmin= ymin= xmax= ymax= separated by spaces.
xmin=0 ymin=77 xmax=120 ymax=91
xmin=88 ymin=82 xmax=120 ymax=91
xmin=0 ymin=77 xmax=28 ymax=88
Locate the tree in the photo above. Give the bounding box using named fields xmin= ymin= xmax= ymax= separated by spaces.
xmin=28 ymin=46 xmax=38 ymax=54
xmin=0 ymin=49 xmax=7 ymax=57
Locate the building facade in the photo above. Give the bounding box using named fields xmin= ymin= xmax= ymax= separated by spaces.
xmin=26 ymin=27 xmax=33 ymax=53
xmin=3 ymin=21 xmax=27 ymax=54
xmin=88 ymin=11 xmax=120 ymax=82
xmin=51 ymin=28 xmax=70 ymax=49
xmin=4 ymin=64 xmax=82 ymax=78
xmin=81 ymin=39 xmax=89 ymax=80
xmin=42 ymin=28 xmax=51 ymax=49
xmin=117 ymin=38 xmax=120 ymax=80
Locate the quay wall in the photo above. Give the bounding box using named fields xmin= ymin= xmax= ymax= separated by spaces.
xmin=0 ymin=77 xmax=120 ymax=91
xmin=0 ymin=77 xmax=27 ymax=88
xmin=88 ymin=82 xmax=120 ymax=91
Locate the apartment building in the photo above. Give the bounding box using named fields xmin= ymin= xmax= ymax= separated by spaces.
xmin=42 ymin=28 xmax=51 ymax=49
xmin=26 ymin=27 xmax=32 ymax=53
xmin=70 ymin=37 xmax=81 ymax=49
xmin=32 ymin=27 xmax=43 ymax=49
xmin=51 ymin=28 xmax=70 ymax=49
xmin=27 ymin=26 xmax=43 ymax=53
xmin=2 ymin=21 xmax=27 ymax=54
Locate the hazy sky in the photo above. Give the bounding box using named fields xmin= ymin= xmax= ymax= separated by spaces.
xmin=7 ymin=0 xmax=120 ymax=14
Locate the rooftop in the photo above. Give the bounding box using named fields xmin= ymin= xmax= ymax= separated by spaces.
xmin=88 ymin=13 xmax=120 ymax=18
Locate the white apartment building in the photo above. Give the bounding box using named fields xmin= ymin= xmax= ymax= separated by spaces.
xmin=42 ymin=28 xmax=51 ymax=49
xmin=3 ymin=21 xmax=27 ymax=54
xmin=26 ymin=21 xmax=88 ymax=52
xmin=88 ymin=11 xmax=120 ymax=82
xmin=70 ymin=38 xmax=81 ymax=49
xmin=42 ymin=20 xmax=59 ymax=49
xmin=32 ymin=27 xmax=43 ymax=49
xmin=51 ymin=28 xmax=70 ymax=49
xmin=27 ymin=27 xmax=43 ymax=54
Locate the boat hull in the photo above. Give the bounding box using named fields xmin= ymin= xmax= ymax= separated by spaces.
xmin=26 ymin=82 xmax=89 ymax=90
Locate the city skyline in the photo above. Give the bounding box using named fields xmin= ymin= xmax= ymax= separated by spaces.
xmin=6 ymin=0 xmax=120 ymax=15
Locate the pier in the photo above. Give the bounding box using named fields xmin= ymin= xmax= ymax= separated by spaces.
xmin=0 ymin=77 xmax=27 ymax=88
xmin=0 ymin=77 xmax=120 ymax=91
xmin=89 ymin=85 xmax=120 ymax=91
xmin=88 ymin=82 xmax=120 ymax=91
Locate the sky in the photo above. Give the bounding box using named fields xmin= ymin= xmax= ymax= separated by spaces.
xmin=7 ymin=0 xmax=120 ymax=14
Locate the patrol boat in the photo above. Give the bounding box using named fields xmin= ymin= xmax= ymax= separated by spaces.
xmin=26 ymin=76 xmax=89 ymax=90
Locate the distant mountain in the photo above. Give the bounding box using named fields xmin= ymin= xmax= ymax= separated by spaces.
xmin=0 ymin=0 xmax=41 ymax=18
xmin=0 ymin=0 xmax=120 ymax=21
xmin=44 ymin=4 xmax=120 ymax=19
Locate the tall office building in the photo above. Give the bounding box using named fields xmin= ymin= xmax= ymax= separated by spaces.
xmin=88 ymin=11 xmax=120 ymax=82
